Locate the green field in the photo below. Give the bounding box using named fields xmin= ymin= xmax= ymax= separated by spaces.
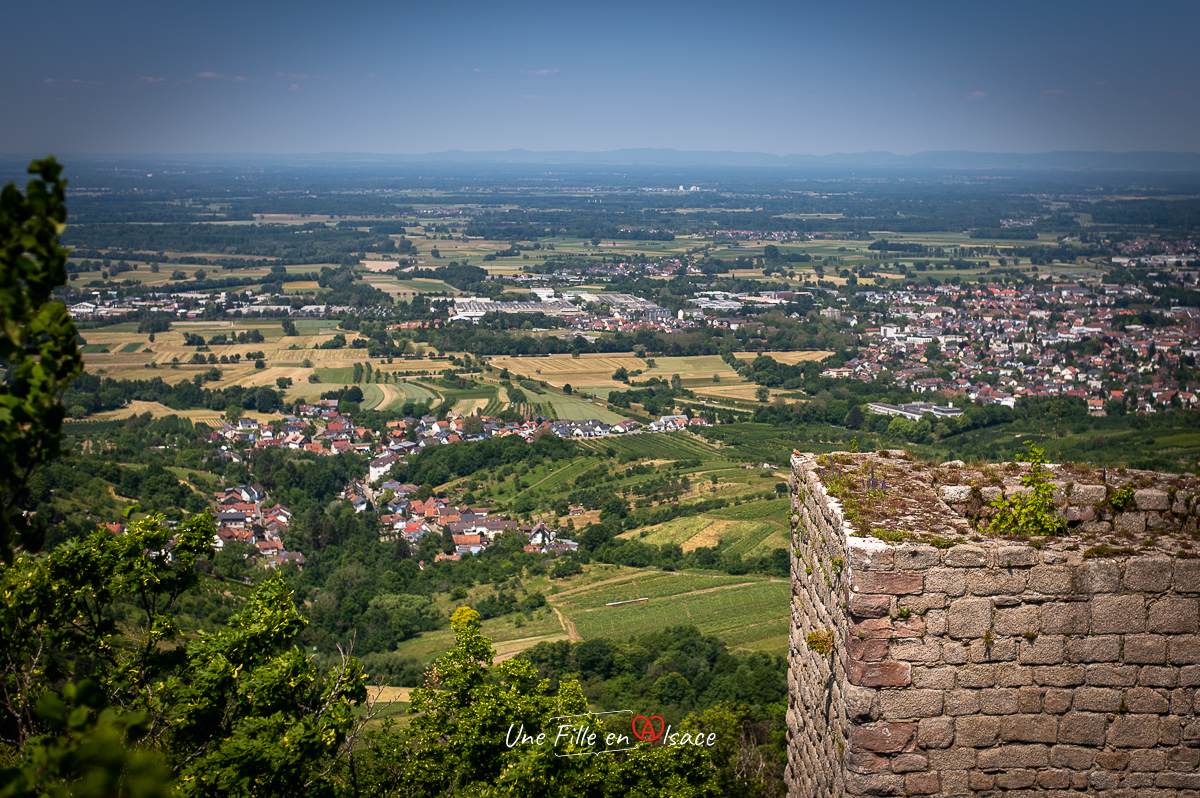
xmin=582 ymin=431 xmax=722 ymax=460
xmin=559 ymin=577 xmax=789 ymax=652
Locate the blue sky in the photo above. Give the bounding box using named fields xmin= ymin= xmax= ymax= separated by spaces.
xmin=3 ymin=0 xmax=1198 ymax=155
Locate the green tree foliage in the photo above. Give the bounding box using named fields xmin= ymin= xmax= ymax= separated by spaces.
xmin=0 ymin=158 xmax=83 ymax=559
xmin=357 ymin=607 xmax=720 ymax=797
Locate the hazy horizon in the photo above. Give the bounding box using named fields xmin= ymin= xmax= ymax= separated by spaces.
xmin=3 ymin=0 xmax=1198 ymax=156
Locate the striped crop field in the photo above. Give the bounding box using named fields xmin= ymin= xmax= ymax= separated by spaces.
xmin=583 ymin=431 xmax=722 ymax=460
xmin=558 ymin=578 xmax=789 ymax=652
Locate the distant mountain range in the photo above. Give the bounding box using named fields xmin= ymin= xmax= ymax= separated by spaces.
xmin=309 ymin=148 xmax=1200 ymax=170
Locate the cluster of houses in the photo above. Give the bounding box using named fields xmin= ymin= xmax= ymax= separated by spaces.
xmin=368 ymin=480 xmax=578 ymax=562
xmin=812 ymin=282 xmax=1200 ymax=415
xmin=210 ymin=483 xmax=305 ymax=568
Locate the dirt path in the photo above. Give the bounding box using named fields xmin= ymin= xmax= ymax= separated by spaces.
xmin=545 ymin=570 xmax=657 ymax=601
xmin=551 ymin=607 xmax=582 ymax=642
xmin=493 ymin=631 xmax=571 ymax=662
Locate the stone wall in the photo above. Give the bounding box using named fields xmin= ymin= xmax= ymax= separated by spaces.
xmin=786 ymin=450 xmax=1200 ymax=798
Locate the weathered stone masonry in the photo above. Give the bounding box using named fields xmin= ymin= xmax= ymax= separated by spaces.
xmin=787 ymin=451 xmax=1200 ymax=797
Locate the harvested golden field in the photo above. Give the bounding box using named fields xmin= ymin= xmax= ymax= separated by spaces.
xmin=733 ymin=350 xmax=832 ymax=364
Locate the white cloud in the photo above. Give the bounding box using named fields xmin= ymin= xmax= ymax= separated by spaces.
xmin=290 ymin=83 xmax=300 ymax=91
xmin=140 ymin=76 xmax=165 ymax=83
xmin=1043 ymin=88 xmax=1065 ymax=95
xmin=196 ymin=71 xmax=225 ymax=79
xmin=966 ymin=90 xmax=987 ymax=101
xmin=521 ymin=69 xmax=559 ymax=76
xmin=234 ymin=75 xmax=249 ymax=83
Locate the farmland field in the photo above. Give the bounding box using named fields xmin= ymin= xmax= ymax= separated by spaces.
xmin=556 ymin=577 xmax=788 ymax=653
xmin=733 ymin=350 xmax=832 ymax=365
xmin=579 ymin=431 xmax=722 ymax=460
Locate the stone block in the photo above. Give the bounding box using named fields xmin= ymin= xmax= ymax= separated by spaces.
xmin=1043 ymin=687 xmax=1073 ymax=713
xmin=995 ymin=769 xmax=1037 ymax=789
xmin=942 ymin=641 xmax=969 ymax=665
xmin=848 ymin=660 xmax=912 ymax=688
xmin=1167 ymin=746 xmax=1200 ymax=771
xmin=922 ymin=608 xmax=947 ymax=635
xmin=1001 ymin=714 xmax=1059 ymax=743
xmin=939 ymin=485 xmax=971 ymax=503
xmin=851 ymin=571 xmax=923 ymax=595
xmin=980 ymin=486 xmax=1002 ymax=502
xmin=848 ymin=637 xmax=888 ymax=662
xmin=917 ymin=717 xmax=955 ymax=749
xmin=1125 ymin=634 xmax=1168 ymax=665
xmin=1087 ymin=664 xmax=1140 ymax=686
xmin=1183 ymin=665 xmax=1200 ymax=686
xmin=1018 ymin=636 xmax=1065 ymax=665
xmin=969 ymin=569 xmax=1027 ymax=595
xmin=1126 ymin=556 xmax=1174 ymax=592
xmin=1170 ymin=637 xmax=1200 ymax=665
xmin=924 ymin=568 xmax=967 ymax=596
xmin=845 ymin=685 xmax=877 ymax=722
xmin=849 ymin=722 xmax=917 ymax=753
xmin=847 ymin=536 xmax=895 ymax=571
xmin=1136 ymin=489 xmax=1171 ymax=511
xmin=975 ymin=744 xmax=1050 ymax=769
xmin=1059 ymin=712 xmax=1108 ymax=746
xmin=1050 ymin=744 xmax=1097 ymax=770
xmin=880 ymin=689 xmax=944 ymax=719
xmin=968 ymin=771 xmax=994 ymax=791
xmin=1092 ymin=594 xmax=1147 ymax=634
xmin=999 ymin=666 xmax=1035 ymax=687
xmin=1080 ymin=560 xmax=1122 ymax=593
xmin=970 ymin=636 xmax=1017 ymax=662
xmin=1157 ymin=773 xmax=1200 ymax=789
xmin=910 ymin=667 xmax=955 ymax=690
xmin=979 ymin=688 xmax=1020 ymax=714
xmin=1116 ymin=511 xmax=1148 ymax=534
xmin=848 ymin=593 xmax=892 ymax=618
xmin=944 ymin=545 xmax=988 ymax=567
xmin=928 ymin=747 xmax=975 ymax=770
xmin=1131 ymin=749 xmax=1168 ymax=772
xmin=1074 ymin=686 xmax=1123 ymax=712
xmin=1176 ymin=561 xmax=1200 ymax=593
xmin=1033 ymin=665 xmax=1085 ymax=687
xmin=899 ymin=592 xmax=947 ymax=612
xmin=994 ymin=605 xmax=1041 ymax=636
xmin=1037 ymin=768 xmax=1071 ymax=789
xmin=944 ymin=689 xmax=981 ymax=716
xmin=1067 ymin=635 xmax=1120 ymax=663
xmin=892 ymin=640 xmax=941 ymax=663
xmin=1126 ymin=687 xmax=1171 ymax=714
xmin=889 ymin=753 xmax=928 ymax=773
xmin=1149 ymin=597 xmax=1200 ymax=634
xmin=904 ymin=771 xmax=940 ymax=795
xmin=948 ymin=597 xmax=992 ymax=638
xmin=842 ymin=772 xmax=904 ymax=795
xmin=894 ymin=544 xmax=940 ymax=571
xmin=1019 ymin=685 xmax=1042 ymax=712
xmin=954 ymin=715 xmax=1000 ymax=747
xmin=1071 ymin=484 xmax=1108 ymax=504
xmin=1028 ymin=565 xmax=1076 ymax=594
xmin=936 ymin=772 xmax=968 ymax=796
xmin=1110 ymin=714 xmax=1161 ymax=748
xmin=1063 ymin=506 xmax=1096 ymax=522
xmin=997 ymin=545 xmax=1041 ymax=567
xmin=1041 ymin=602 xmax=1089 ymax=635
xmin=846 ymin=750 xmax=889 ymax=775
xmin=957 ymin=664 xmax=1000 ymax=688
xmin=850 ymin=617 xmax=896 ymax=639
